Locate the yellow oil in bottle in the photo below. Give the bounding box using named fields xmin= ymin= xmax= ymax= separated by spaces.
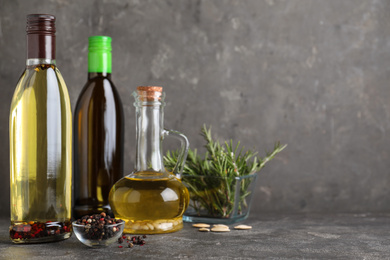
xmin=10 ymin=64 xmax=72 ymax=243
xmin=109 ymin=171 xmax=189 ymax=234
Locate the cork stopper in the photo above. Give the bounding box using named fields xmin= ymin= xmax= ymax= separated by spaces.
xmin=137 ymin=86 xmax=163 ymax=101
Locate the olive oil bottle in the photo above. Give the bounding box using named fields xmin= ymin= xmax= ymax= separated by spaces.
xmin=9 ymin=14 xmax=72 ymax=243
xmin=109 ymin=86 xmax=189 ymax=234
xmin=73 ymin=36 xmax=124 ymax=219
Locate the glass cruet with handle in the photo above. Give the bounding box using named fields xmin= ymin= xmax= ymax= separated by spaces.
xmin=109 ymin=86 xmax=190 ymax=234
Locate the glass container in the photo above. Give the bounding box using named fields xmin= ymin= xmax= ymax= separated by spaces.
xmin=9 ymin=14 xmax=72 ymax=243
xmin=73 ymin=36 xmax=124 ymax=219
xmin=182 ymin=173 xmax=258 ymax=224
xmin=109 ymin=86 xmax=189 ymax=234
xmin=72 ymin=221 xmax=124 ymax=248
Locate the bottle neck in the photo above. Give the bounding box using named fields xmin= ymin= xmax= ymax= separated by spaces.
xmin=26 ymin=58 xmax=56 ymax=66
xmin=27 ymin=34 xmax=55 ymax=60
xmin=87 ymin=72 xmax=112 ymax=80
xmin=134 ymin=101 xmax=165 ymax=173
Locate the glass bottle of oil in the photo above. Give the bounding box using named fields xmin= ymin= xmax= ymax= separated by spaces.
xmin=73 ymin=36 xmax=124 ymax=219
xmin=9 ymin=14 xmax=72 ymax=243
xmin=109 ymin=86 xmax=189 ymax=234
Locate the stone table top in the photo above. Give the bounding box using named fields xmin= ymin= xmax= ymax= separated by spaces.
xmin=0 ymin=213 xmax=389 ymax=259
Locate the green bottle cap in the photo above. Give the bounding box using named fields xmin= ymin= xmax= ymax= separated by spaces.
xmin=88 ymin=36 xmax=112 ymax=73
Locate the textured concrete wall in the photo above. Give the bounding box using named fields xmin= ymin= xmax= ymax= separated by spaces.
xmin=1 ymin=0 xmax=390 ymax=218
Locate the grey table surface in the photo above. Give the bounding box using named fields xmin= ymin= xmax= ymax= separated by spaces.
xmin=0 ymin=213 xmax=389 ymax=260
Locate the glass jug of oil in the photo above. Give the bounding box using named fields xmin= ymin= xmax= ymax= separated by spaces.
xmin=109 ymin=86 xmax=190 ymax=234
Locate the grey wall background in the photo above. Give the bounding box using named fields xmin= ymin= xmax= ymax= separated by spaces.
xmin=1 ymin=0 xmax=390 ymax=218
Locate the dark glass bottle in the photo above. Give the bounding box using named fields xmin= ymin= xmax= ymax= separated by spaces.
xmin=73 ymin=36 xmax=124 ymax=219
xmin=9 ymin=14 xmax=72 ymax=243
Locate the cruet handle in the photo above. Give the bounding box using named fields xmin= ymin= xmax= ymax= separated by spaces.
xmin=162 ymin=129 xmax=189 ymax=179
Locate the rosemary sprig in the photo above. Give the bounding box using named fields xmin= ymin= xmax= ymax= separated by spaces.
xmin=164 ymin=125 xmax=286 ymax=218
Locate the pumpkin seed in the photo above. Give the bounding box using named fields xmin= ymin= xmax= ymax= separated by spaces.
xmin=212 ymin=224 xmax=229 ymax=229
xmin=192 ymin=223 xmax=210 ymax=228
xmin=211 ymin=227 xmax=230 ymax=232
xmin=234 ymin=225 xmax=252 ymax=230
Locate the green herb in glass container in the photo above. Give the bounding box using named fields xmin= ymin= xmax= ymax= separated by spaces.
xmin=164 ymin=125 xmax=286 ymax=222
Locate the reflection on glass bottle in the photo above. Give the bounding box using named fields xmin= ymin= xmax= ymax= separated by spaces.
xmin=73 ymin=36 xmax=124 ymax=219
xmin=109 ymin=86 xmax=189 ymax=234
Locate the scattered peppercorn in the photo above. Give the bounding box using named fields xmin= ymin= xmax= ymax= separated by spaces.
xmin=117 ymin=234 xmax=147 ymax=248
